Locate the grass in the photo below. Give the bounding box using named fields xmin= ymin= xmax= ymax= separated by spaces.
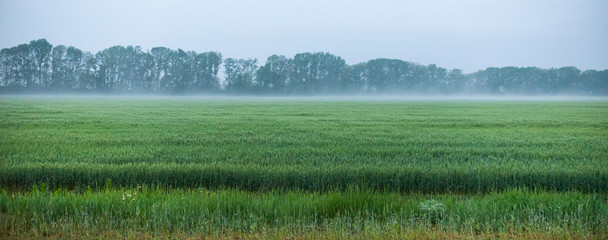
xmin=1 ymin=97 xmax=607 ymax=192
xmin=1 ymin=96 xmax=607 ymax=238
xmin=1 ymin=187 xmax=606 ymax=238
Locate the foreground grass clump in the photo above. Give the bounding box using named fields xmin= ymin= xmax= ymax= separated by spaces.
xmin=1 ymin=97 xmax=607 ymax=193
xmin=0 ymin=187 xmax=606 ymax=238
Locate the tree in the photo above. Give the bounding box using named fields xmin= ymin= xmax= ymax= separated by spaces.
xmin=79 ymin=52 xmax=98 ymax=91
xmin=1 ymin=39 xmax=608 ymax=95
xmin=343 ymin=63 xmax=367 ymax=93
xmin=150 ymin=47 xmax=172 ymax=92
xmin=96 ymin=45 xmax=154 ymax=92
xmin=14 ymin=43 xmax=34 ymax=88
xmin=557 ymin=67 xmax=581 ymax=93
xmin=446 ymin=69 xmax=466 ymax=93
xmin=0 ymin=47 xmax=18 ymax=88
xmin=29 ymin=39 xmax=52 ymax=88
xmin=50 ymin=45 xmax=67 ymax=89
xmin=224 ymin=58 xmax=258 ymax=93
xmin=256 ymin=55 xmax=291 ymax=94
xmin=290 ymin=52 xmax=346 ymax=94
xmin=167 ymin=49 xmax=190 ymax=93
xmin=96 ymin=46 xmax=126 ymax=91
xmin=365 ymin=58 xmax=414 ymax=93
xmin=191 ymin=51 xmax=222 ymax=92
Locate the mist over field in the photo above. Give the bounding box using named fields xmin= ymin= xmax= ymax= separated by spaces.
xmin=4 ymin=94 xmax=608 ymax=102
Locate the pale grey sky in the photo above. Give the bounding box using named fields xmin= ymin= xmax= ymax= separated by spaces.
xmin=0 ymin=0 xmax=606 ymax=72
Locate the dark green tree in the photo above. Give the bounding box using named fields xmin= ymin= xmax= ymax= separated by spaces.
xmin=29 ymin=39 xmax=52 ymax=88
xmin=256 ymin=55 xmax=291 ymax=94
xmin=224 ymin=58 xmax=258 ymax=93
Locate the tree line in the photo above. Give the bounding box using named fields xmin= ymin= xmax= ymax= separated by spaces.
xmin=1 ymin=39 xmax=606 ymax=95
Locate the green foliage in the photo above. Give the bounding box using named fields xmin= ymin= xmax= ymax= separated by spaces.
xmin=2 ymin=39 xmax=607 ymax=95
xmin=419 ymin=199 xmax=447 ymax=215
xmin=419 ymin=199 xmax=447 ymax=225
xmin=224 ymin=58 xmax=258 ymax=93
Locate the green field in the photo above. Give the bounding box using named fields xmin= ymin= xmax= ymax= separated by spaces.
xmin=1 ymin=97 xmax=607 ymax=238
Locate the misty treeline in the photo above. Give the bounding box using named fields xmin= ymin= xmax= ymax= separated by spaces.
xmin=1 ymin=39 xmax=606 ymax=95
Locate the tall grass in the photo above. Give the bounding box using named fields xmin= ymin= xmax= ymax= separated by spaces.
xmin=0 ymin=187 xmax=606 ymax=238
xmin=1 ymin=98 xmax=607 ymax=193
xmin=1 ymin=163 xmax=606 ymax=193
xmin=1 ymin=97 xmax=607 ymax=238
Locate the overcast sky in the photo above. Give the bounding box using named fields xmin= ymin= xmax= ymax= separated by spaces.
xmin=0 ymin=0 xmax=606 ymax=72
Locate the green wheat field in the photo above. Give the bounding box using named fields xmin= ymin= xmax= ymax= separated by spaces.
xmin=1 ymin=96 xmax=607 ymax=239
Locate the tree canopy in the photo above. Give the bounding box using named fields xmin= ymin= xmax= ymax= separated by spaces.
xmin=1 ymin=39 xmax=606 ymax=95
